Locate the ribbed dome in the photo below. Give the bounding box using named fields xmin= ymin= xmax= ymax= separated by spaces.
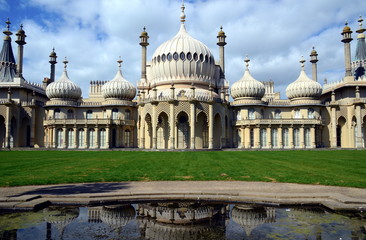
xmin=102 ymin=60 xmax=136 ymax=100
xmin=286 ymin=59 xmax=322 ymax=100
xmin=231 ymin=57 xmax=265 ymax=100
xmin=46 ymin=60 xmax=82 ymax=101
xmin=149 ymin=6 xmax=215 ymax=86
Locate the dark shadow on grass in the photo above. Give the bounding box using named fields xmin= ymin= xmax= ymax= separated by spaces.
xmin=11 ymin=182 xmax=130 ymax=197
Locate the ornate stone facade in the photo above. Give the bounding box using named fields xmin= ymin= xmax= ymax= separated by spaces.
xmin=0 ymin=9 xmax=365 ymax=150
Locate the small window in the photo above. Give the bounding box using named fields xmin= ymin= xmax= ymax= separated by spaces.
xmin=193 ymin=53 xmax=198 ymax=61
xmin=204 ymin=55 xmax=208 ymax=62
xmin=125 ymin=110 xmax=131 ymax=120
xmin=161 ymin=54 xmax=166 ymax=62
xmin=248 ymin=108 xmax=255 ymax=120
xmin=67 ymin=109 xmax=74 ymax=119
xmin=86 ymin=110 xmax=93 ymax=119
xmin=274 ymin=110 xmax=281 ymax=119
xmin=112 ymin=108 xmax=118 ymax=120
xmin=157 ymin=55 xmax=161 ymax=62
xmin=294 ymin=109 xmax=301 ymax=119
xmin=180 ymin=52 xmax=185 ymax=61
xmin=308 ymin=108 xmax=314 ymax=119
xmin=187 ymin=52 xmax=192 ymax=60
xmin=199 ymin=54 xmax=204 ymax=62
xmin=54 ymin=109 xmax=61 ymax=119
xmin=167 ymin=53 xmax=172 ymax=61
xmin=210 ymin=56 xmax=214 ymax=64
xmin=173 ymin=52 xmax=179 ymax=61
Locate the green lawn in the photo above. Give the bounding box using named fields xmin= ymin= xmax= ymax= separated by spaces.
xmin=0 ymin=150 xmax=365 ymax=188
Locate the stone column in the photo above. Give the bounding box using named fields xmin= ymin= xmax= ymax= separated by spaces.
xmin=53 ymin=127 xmax=57 ymax=148
xmin=190 ymin=102 xmax=195 ymax=149
xmin=73 ymin=126 xmax=77 ymax=149
xmin=245 ymin=127 xmax=250 ymax=148
xmin=169 ymin=103 xmax=175 ymax=149
xmin=152 ymin=104 xmax=157 ymax=149
xmin=331 ymin=107 xmax=337 ymax=148
xmin=278 ymin=127 xmax=283 ymax=148
xmin=30 ymin=107 xmax=36 ymax=146
xmin=208 ymin=103 xmax=214 ymax=149
xmin=221 ymin=116 xmax=225 ymax=149
xmin=106 ymin=126 xmax=110 ymax=149
xmin=5 ymin=105 xmax=11 ymax=149
xmin=289 ymin=126 xmax=294 ymax=148
xmin=94 ymin=127 xmax=99 ymax=149
xmin=62 ymin=126 xmax=67 ymax=149
xmin=300 ymin=126 xmax=305 ymax=148
xmin=254 ymin=127 xmax=260 ymax=148
xmin=356 ymin=105 xmax=363 ymax=148
xmin=241 ymin=126 xmax=245 ymax=149
xmin=121 ymin=125 xmax=125 ymax=147
xmin=84 ymin=127 xmax=88 ymax=148
xmin=267 ymin=127 xmax=272 ymax=148
xmin=311 ymin=126 xmax=316 ymax=148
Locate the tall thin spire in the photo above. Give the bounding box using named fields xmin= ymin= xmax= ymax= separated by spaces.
xmin=0 ymin=19 xmax=17 ymax=82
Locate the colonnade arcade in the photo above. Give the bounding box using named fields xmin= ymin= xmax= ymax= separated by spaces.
xmin=138 ymin=102 xmax=228 ymax=150
xmin=44 ymin=124 xmax=134 ymax=149
xmin=234 ymin=124 xmax=319 ymax=149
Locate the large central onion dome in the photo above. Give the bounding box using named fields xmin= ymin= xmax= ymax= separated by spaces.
xmin=46 ymin=58 xmax=82 ymax=101
xmin=102 ymin=59 xmax=136 ymax=100
xmin=286 ymin=58 xmax=322 ymax=100
xmin=231 ymin=57 xmax=265 ymax=100
xmin=149 ymin=4 xmax=216 ymax=86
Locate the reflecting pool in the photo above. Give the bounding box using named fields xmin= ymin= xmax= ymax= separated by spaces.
xmin=0 ymin=201 xmax=365 ymax=239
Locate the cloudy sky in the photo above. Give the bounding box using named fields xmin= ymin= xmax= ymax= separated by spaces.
xmin=1 ymin=0 xmax=366 ymax=98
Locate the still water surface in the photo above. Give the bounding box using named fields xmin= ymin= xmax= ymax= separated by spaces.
xmin=0 ymin=201 xmax=365 ymax=240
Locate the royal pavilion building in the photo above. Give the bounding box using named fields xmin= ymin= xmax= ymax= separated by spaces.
xmin=0 ymin=5 xmax=365 ymax=150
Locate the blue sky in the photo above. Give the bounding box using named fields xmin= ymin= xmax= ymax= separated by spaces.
xmin=1 ymin=0 xmax=366 ymax=97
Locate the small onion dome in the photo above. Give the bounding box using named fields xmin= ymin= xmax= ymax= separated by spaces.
xmin=218 ymin=26 xmax=226 ymax=37
xmin=286 ymin=58 xmax=322 ymax=100
xmin=343 ymin=23 xmax=351 ymax=33
xmin=310 ymin=47 xmax=317 ymax=56
xmin=230 ymin=57 xmax=265 ymax=100
xmin=46 ymin=58 xmax=82 ymax=100
xmin=102 ymin=59 xmax=136 ymax=100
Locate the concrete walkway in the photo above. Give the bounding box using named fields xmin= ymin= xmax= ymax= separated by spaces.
xmin=1 ymin=181 xmax=366 ymax=211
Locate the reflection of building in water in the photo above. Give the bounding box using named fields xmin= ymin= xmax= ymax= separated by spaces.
xmin=43 ymin=207 xmax=79 ymax=240
xmin=136 ymin=202 xmax=228 ymax=240
xmin=231 ymin=204 xmax=275 ymax=237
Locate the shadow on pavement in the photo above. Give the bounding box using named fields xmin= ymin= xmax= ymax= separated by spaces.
xmin=11 ymin=182 xmax=130 ymax=196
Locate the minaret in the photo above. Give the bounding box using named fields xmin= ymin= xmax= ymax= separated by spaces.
xmin=341 ymin=21 xmax=353 ymax=81
xmin=309 ymin=47 xmax=318 ymax=82
xmin=49 ymin=48 xmax=57 ymax=83
xmin=139 ymin=27 xmax=149 ymax=86
xmin=15 ymin=24 xmax=26 ymax=78
xmin=217 ymin=26 xmax=227 ymax=75
xmin=354 ymin=16 xmax=366 ymax=80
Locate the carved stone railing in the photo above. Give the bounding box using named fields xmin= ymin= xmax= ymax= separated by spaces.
xmin=44 ymin=118 xmax=135 ymax=126
xmin=234 ymin=118 xmax=323 ymax=126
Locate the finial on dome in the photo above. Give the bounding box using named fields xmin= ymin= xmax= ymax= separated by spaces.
xmin=180 ymin=1 xmax=186 ymax=23
xmin=117 ymin=56 xmax=123 ymax=70
xmin=244 ymin=55 xmax=250 ymax=70
xmin=300 ymin=56 xmax=305 ymax=69
xmin=63 ymin=57 xmax=68 ymax=71
xmin=359 ymin=16 xmax=363 ymax=28
xmin=356 ymin=15 xmax=365 ymax=34
xmin=3 ymin=18 xmax=12 ymax=37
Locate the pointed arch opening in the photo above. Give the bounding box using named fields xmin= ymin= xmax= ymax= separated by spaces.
xmin=157 ymin=112 xmax=169 ymax=149
xmin=177 ymin=111 xmax=190 ymax=149
xmin=213 ymin=113 xmax=222 ymax=149
xmin=196 ymin=112 xmax=208 ymax=149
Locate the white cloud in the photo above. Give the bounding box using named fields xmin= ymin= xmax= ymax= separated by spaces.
xmin=7 ymin=0 xmax=366 ymax=97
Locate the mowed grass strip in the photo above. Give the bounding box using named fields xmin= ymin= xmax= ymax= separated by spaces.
xmin=0 ymin=150 xmax=365 ymax=188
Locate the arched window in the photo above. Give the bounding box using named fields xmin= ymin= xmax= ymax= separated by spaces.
xmin=274 ymin=110 xmax=281 ymax=119
xmin=162 ymin=54 xmax=166 ymax=62
xmin=294 ymin=128 xmax=300 ymax=147
xmin=308 ymin=108 xmax=314 ymax=119
xmin=112 ymin=108 xmax=119 ymax=120
xmin=236 ymin=111 xmax=242 ymax=121
xmin=54 ymin=109 xmax=61 ymax=119
xmin=86 ymin=110 xmax=93 ymax=119
xmin=125 ymin=110 xmax=131 ymax=120
xmin=100 ymin=128 xmax=106 ymax=148
xmin=248 ymin=108 xmax=255 ymax=120
xmin=180 ymin=52 xmax=185 ymax=61
xmin=67 ymin=109 xmax=74 ymax=119
xmin=260 ymin=128 xmax=267 ymax=147
xmin=89 ymin=129 xmax=95 ymax=148
xmin=294 ymin=109 xmax=301 ymax=119
xmin=283 ymin=128 xmax=289 ymax=147
xmin=173 ymin=52 xmax=179 ymax=61
xmin=272 ymin=128 xmax=278 ymax=147
xmin=78 ymin=129 xmax=84 ymax=148
xmin=124 ymin=130 xmax=131 ymax=147
xmin=67 ymin=129 xmax=74 ymax=148
xmin=56 ymin=128 xmax=63 ymax=148
xmin=305 ymin=128 xmax=311 ymax=147
xmin=187 ymin=52 xmax=192 ymax=61
xmin=167 ymin=53 xmax=172 ymax=61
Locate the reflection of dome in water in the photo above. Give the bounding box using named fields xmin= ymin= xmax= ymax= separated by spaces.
xmin=100 ymin=205 xmax=135 ymax=228
xmin=231 ymin=205 xmax=275 ymax=236
xmin=43 ymin=207 xmax=80 ymax=236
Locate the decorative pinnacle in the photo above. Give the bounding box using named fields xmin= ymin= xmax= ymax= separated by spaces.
xmin=63 ymin=57 xmax=68 ymax=71
xmin=5 ymin=18 xmax=10 ymax=30
xmin=143 ymin=26 xmax=146 ymax=32
xmin=117 ymin=56 xmax=123 ymax=70
xmin=244 ymin=55 xmax=250 ymax=70
xmin=180 ymin=1 xmax=186 ymax=23
xmin=3 ymin=18 xmax=12 ymax=36
xmin=358 ymin=16 xmax=363 ymax=28
xmin=300 ymin=56 xmax=305 ymax=69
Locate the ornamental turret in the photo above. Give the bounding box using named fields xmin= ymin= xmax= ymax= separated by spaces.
xmin=217 ymin=26 xmax=227 ymax=75
xmin=15 ymin=24 xmax=26 ymax=78
xmin=342 ymin=21 xmax=353 ymax=80
xmin=0 ymin=19 xmax=17 ymax=82
xmin=353 ymin=16 xmax=366 ymax=80
xmin=139 ymin=27 xmax=149 ymax=85
xmin=309 ymin=47 xmax=318 ymax=82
